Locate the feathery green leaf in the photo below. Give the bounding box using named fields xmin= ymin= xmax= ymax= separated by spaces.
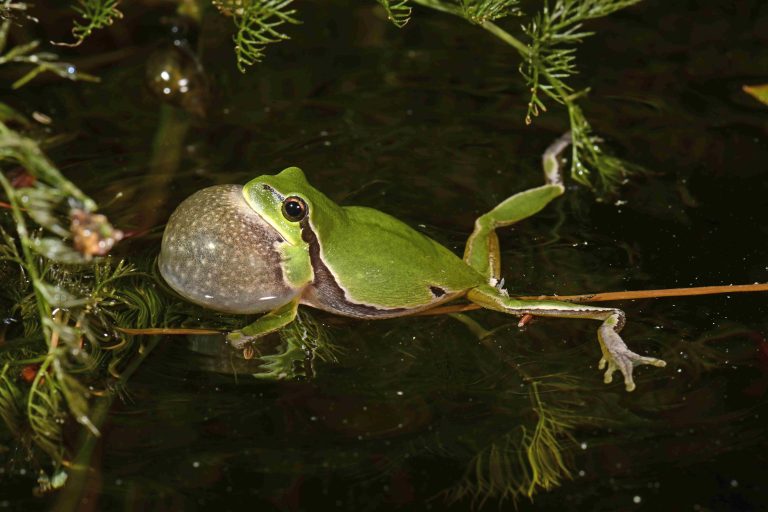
xmin=460 ymin=0 xmax=521 ymax=24
xmin=214 ymin=0 xmax=300 ymax=72
xmin=62 ymin=0 xmax=123 ymax=47
xmin=378 ymin=0 xmax=413 ymax=27
xmin=521 ymin=0 xmax=642 ymax=123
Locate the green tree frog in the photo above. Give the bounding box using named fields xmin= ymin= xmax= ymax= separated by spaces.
xmin=159 ymin=134 xmax=666 ymax=391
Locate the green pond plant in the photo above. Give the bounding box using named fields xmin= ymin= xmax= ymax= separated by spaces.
xmin=54 ymin=0 xmax=648 ymax=190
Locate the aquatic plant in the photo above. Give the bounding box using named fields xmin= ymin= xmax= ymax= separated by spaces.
xmin=0 ymin=103 xmax=118 ymax=471
xmin=0 ymin=8 xmax=149 ymax=487
xmin=212 ymin=0 xmax=300 ymax=73
xmin=57 ymin=0 xmax=124 ymax=48
xmin=443 ymin=382 xmax=578 ymax=506
xmin=404 ymin=0 xmax=645 ymax=190
xmin=51 ymin=0 xmax=646 ymax=191
xmin=0 ymin=10 xmax=98 ymax=89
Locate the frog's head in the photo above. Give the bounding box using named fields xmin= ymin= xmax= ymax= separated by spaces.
xmin=243 ymin=167 xmax=339 ymax=245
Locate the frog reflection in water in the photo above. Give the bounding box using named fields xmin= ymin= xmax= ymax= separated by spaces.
xmin=159 ymin=135 xmax=666 ymax=391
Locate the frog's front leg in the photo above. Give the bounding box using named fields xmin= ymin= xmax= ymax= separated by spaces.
xmin=468 ymin=285 xmax=666 ymax=391
xmin=227 ymin=298 xmax=310 ymax=379
xmin=226 ymin=298 xmax=300 ymax=350
xmin=463 ymin=133 xmax=570 ymax=282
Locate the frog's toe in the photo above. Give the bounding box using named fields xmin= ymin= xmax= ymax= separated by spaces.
xmin=599 ymin=348 xmax=666 ymax=392
xmin=599 ymin=352 xmax=634 ymax=391
xmin=598 ymin=355 xmax=616 ymax=382
xmin=226 ymin=330 xmax=253 ymax=350
xmin=598 ymin=326 xmax=666 ymax=392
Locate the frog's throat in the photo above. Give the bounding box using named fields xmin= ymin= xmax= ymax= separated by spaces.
xmin=298 ymin=218 xmax=410 ymax=318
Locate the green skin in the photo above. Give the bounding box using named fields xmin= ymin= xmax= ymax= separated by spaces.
xmin=221 ymin=134 xmax=666 ymax=391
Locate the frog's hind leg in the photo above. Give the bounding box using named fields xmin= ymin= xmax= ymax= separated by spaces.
xmin=463 ymin=133 xmax=665 ymax=390
xmin=463 ymin=133 xmax=571 ymax=283
xmin=467 ymin=285 xmax=666 ymax=391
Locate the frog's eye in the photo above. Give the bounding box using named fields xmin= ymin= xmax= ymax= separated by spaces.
xmin=282 ymin=196 xmax=308 ymax=222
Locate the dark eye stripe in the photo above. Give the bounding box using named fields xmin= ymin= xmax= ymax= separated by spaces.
xmin=261 ymin=184 xmax=284 ymax=200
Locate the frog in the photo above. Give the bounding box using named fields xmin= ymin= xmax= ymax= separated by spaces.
xmin=159 ymin=134 xmax=666 ymax=391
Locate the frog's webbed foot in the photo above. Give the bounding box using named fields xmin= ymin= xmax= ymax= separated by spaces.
xmin=466 ymin=286 xmax=667 ymax=391
xmin=597 ymin=324 xmax=666 ymax=392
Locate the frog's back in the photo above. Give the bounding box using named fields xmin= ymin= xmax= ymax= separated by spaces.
xmin=300 ymin=205 xmax=484 ymax=318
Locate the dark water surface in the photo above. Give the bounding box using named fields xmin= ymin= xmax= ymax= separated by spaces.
xmin=2 ymin=1 xmax=768 ymax=510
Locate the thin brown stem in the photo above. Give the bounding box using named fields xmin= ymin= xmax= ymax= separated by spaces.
xmin=130 ymin=283 xmax=768 ymax=334
xmin=116 ymin=327 xmax=220 ymax=336
xmin=413 ymin=282 xmax=768 ymax=317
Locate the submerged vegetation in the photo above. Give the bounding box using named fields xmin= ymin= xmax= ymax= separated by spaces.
xmin=0 ymin=100 xmax=135 ymax=475
xmin=58 ymin=0 xmax=123 ymax=48
xmin=47 ymin=0 xmax=647 ymax=190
